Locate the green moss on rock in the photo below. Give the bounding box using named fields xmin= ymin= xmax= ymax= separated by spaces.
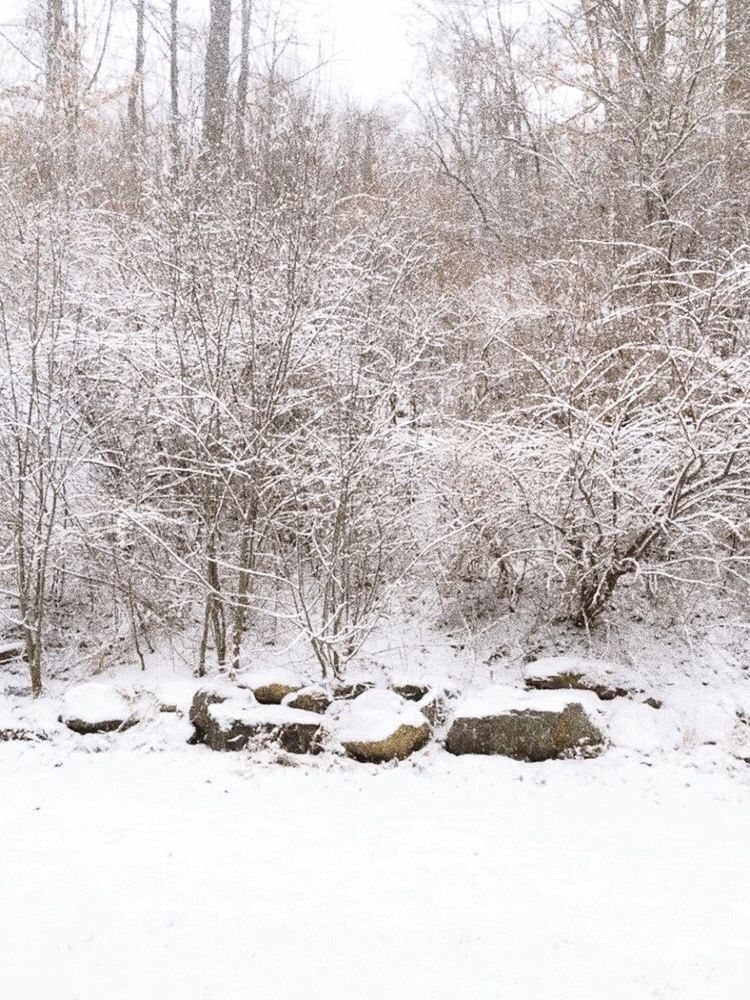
xmin=446 ymin=704 xmax=604 ymax=761
xmin=344 ymin=722 xmax=430 ymax=763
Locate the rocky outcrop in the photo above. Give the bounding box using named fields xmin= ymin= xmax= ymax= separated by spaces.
xmin=445 ymin=687 xmax=605 ymax=761
xmin=204 ymin=702 xmax=324 ymax=753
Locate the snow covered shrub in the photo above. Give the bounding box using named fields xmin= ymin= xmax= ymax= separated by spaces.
xmin=470 ymin=342 xmax=750 ymax=626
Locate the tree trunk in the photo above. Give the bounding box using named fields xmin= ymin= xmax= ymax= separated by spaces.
xmin=127 ymin=0 xmax=146 ymax=140
xmin=235 ymin=0 xmax=251 ymax=166
xmin=203 ymin=0 xmax=232 ymax=154
xmin=169 ymin=0 xmax=180 ymax=170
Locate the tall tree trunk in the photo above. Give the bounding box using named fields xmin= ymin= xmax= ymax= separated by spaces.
xmin=725 ymin=0 xmax=750 ymax=198
xmin=127 ymin=0 xmax=146 ymax=140
xmin=45 ymin=0 xmax=65 ymax=111
xmin=169 ymin=0 xmax=180 ymax=171
xmin=235 ymin=0 xmax=252 ymax=166
xmin=203 ymin=0 xmax=232 ymax=154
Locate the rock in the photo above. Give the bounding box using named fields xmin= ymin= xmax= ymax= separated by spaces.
xmin=204 ymin=701 xmax=324 ymax=753
xmin=643 ymin=697 xmax=663 ymax=710
xmin=158 ymin=680 xmax=201 ymax=716
xmin=344 ymin=724 xmax=430 ymax=763
xmin=236 ymin=668 xmax=303 ymax=705
xmin=523 ymin=655 xmax=631 ymax=701
xmin=332 ymin=689 xmax=431 ymax=763
xmin=0 ymin=641 xmax=25 ymax=664
xmin=416 ymin=691 xmax=449 ymax=727
xmin=283 ymin=686 xmax=331 ymax=714
xmin=445 ymin=687 xmax=605 ymax=761
xmin=189 ymin=679 xmax=241 ymax=738
xmin=392 ymin=683 xmax=430 ymax=702
xmin=0 ymin=727 xmax=48 ymax=742
xmin=60 ymin=682 xmax=137 ymax=735
xmin=254 ymin=682 xmax=301 ymax=705
xmin=332 ymin=681 xmax=375 ymax=700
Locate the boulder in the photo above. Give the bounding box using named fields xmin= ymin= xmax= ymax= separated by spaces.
xmin=204 ymin=701 xmax=324 ymax=753
xmin=60 ymin=682 xmax=137 ymax=735
xmin=189 ymin=679 xmax=242 ymax=738
xmin=332 ymin=689 xmax=431 ymax=763
xmin=344 ymin=724 xmax=430 ymax=763
xmin=523 ymin=655 xmax=631 ymax=701
xmin=236 ymin=668 xmax=303 ymax=705
xmin=445 ymin=687 xmax=605 ymax=761
xmin=283 ymin=686 xmax=332 ymax=714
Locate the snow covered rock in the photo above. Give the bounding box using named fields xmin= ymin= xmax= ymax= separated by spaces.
xmin=0 ymin=640 xmax=25 ymax=664
xmin=416 ymin=690 xmax=450 ymax=727
xmin=0 ymin=724 xmax=48 ymax=742
xmin=283 ymin=686 xmax=332 ymax=714
xmin=60 ymin=682 xmax=136 ymax=735
xmin=445 ymin=687 xmax=605 ymax=761
xmin=204 ymin=701 xmax=324 ymax=753
xmin=189 ymin=679 xmax=250 ymax=740
xmin=523 ymin=655 xmax=631 ymax=701
xmin=332 ymin=681 xmax=375 ymax=700
xmin=332 ymin=689 xmax=431 ymax=763
xmin=392 ymin=683 xmax=430 ymax=702
xmin=237 ymin=668 xmax=303 ymax=705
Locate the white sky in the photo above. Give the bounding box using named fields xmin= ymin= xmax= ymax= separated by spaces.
xmin=0 ymin=0 xmax=423 ymax=107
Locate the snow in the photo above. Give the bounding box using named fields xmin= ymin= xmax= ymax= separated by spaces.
xmin=156 ymin=679 xmax=202 ymax=714
xmin=331 ymin=688 xmax=428 ymax=743
xmin=606 ymin=701 xmax=682 ymax=753
xmin=523 ymin=654 xmax=626 ymax=682
xmin=60 ymin=682 xmax=131 ymax=725
xmin=208 ymin=700 xmax=324 ymax=730
xmin=1 ymin=743 xmax=748 ymax=1000
xmin=454 ymin=684 xmax=606 ymax=720
xmin=235 ymin=666 xmax=304 ymax=690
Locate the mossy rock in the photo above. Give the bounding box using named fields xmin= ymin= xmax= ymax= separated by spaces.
xmin=525 ymin=671 xmax=629 ymax=701
xmin=205 ymin=703 xmax=323 ymax=754
xmin=343 ymin=722 xmax=430 ymax=763
xmin=284 ymin=688 xmax=331 ymax=714
xmin=445 ymin=704 xmax=604 ymax=761
xmin=253 ymin=682 xmax=301 ymax=705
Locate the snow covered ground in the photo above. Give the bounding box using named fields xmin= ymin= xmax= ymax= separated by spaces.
xmin=2 ymin=737 xmax=749 ymax=1000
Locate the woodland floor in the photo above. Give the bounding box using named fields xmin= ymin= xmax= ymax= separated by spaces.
xmin=1 ymin=735 xmax=748 ymax=1000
